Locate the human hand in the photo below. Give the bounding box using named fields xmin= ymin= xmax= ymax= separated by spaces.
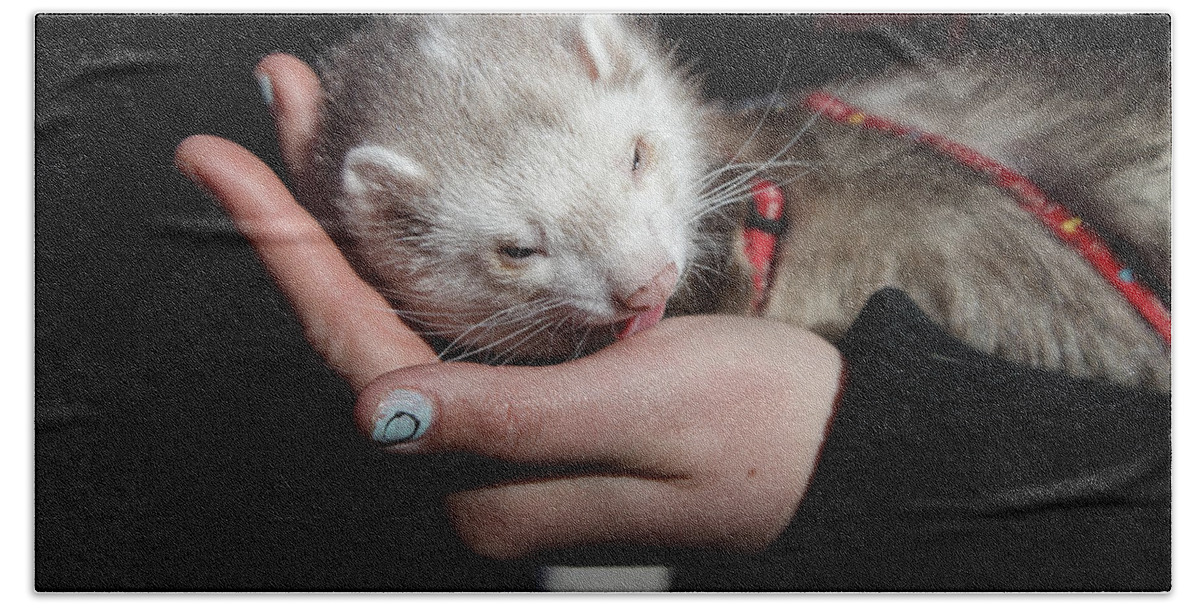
xmin=175 ymin=53 xmax=844 ymax=558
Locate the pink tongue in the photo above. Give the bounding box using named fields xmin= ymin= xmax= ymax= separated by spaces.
xmin=617 ymin=301 xmax=668 ymax=340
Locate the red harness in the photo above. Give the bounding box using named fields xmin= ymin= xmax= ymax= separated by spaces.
xmin=741 ymin=92 xmax=1171 ymax=346
xmin=742 ymin=179 xmax=787 ymax=313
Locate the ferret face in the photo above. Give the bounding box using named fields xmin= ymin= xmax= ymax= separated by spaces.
xmin=323 ymin=15 xmax=718 ymax=363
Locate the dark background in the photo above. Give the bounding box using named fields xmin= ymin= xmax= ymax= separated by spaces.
xmin=34 ymin=14 xmax=1169 ymax=590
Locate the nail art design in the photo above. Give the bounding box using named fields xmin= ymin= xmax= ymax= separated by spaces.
xmin=372 ymin=389 xmax=433 ymax=445
xmin=255 ymin=72 xmax=274 ymax=107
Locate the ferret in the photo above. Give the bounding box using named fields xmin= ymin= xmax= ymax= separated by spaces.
xmin=300 ymin=14 xmax=1170 ymax=390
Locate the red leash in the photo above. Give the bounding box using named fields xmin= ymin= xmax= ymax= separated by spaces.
xmin=741 ymin=92 xmax=1170 ymax=346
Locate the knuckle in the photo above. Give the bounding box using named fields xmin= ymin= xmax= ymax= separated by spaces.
xmin=466 ymin=369 xmax=541 ymax=460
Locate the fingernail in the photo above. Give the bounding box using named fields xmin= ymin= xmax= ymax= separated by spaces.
xmin=255 ymin=71 xmax=274 ymax=108
xmin=372 ymin=389 xmax=433 ymax=445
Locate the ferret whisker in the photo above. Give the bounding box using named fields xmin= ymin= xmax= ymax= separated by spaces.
xmin=697 ymin=160 xmax=819 ymax=192
xmin=437 ymin=300 xmax=549 ymax=358
xmin=697 ymin=157 xmax=817 ymax=205
xmin=701 ymin=78 xmax=858 ymax=209
xmin=765 ymin=75 xmax=859 ymax=162
xmin=443 ymin=295 xmax=573 ymax=359
xmin=700 ymin=165 xmax=816 ymax=224
xmin=388 ymin=305 xmax=506 ymax=327
xmin=449 ymin=308 xmax=564 ymax=363
xmin=698 ymin=173 xmax=758 ymax=205
xmin=689 ymin=188 xmax=756 ymax=225
xmin=698 ymin=165 xmax=764 ymax=200
xmin=769 ymin=166 xmax=819 ymax=192
xmin=490 ymin=313 xmax=572 ymax=365
xmin=571 ymin=325 xmax=595 ymax=360
xmin=708 ymin=50 xmax=796 ymax=177
xmin=691 ymin=160 xmax=823 ymax=226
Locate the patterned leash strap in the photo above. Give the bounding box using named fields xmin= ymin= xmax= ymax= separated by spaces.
xmin=803 ymin=91 xmax=1171 ymax=346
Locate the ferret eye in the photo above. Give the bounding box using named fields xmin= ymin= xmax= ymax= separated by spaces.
xmin=499 ymin=245 xmax=540 ymax=260
xmin=631 ymin=138 xmax=647 ymax=173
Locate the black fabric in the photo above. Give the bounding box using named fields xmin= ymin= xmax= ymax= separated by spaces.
xmin=35 ymin=14 xmax=1169 ymax=591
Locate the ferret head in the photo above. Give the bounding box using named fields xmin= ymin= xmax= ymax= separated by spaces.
xmin=321 ymin=15 xmax=720 ymax=363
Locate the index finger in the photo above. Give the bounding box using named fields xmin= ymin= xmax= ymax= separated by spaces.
xmin=175 ymin=135 xmax=437 ymax=392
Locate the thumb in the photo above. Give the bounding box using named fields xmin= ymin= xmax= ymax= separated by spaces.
xmin=352 ymin=353 xmax=687 ymax=472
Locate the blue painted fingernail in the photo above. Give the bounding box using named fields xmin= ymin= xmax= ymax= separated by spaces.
xmin=255 ymin=72 xmax=274 ymax=107
xmin=372 ymin=389 xmax=433 ymax=445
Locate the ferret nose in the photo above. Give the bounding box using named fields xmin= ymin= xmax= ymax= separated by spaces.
xmin=619 ymin=262 xmax=678 ymax=312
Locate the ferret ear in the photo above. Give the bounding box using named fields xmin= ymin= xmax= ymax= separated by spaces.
xmin=341 ymin=144 xmax=429 ymax=211
xmin=573 ymin=15 xmax=652 ymax=83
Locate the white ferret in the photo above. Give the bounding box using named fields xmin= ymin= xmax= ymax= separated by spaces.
xmin=301 ymin=15 xmax=1170 ymax=390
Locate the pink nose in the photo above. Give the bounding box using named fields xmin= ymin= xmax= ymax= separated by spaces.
xmin=620 ymin=262 xmax=678 ymax=312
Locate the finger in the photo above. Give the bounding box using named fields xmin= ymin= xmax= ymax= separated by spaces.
xmin=354 ymin=316 xmax=841 ymax=468
xmin=355 ymin=351 xmax=693 ymax=471
xmin=176 ymin=135 xmax=437 ymax=391
xmin=447 ymin=471 xmax=799 ymax=559
xmin=447 ymin=477 xmax=694 ymax=559
xmin=354 ymin=359 xmax=666 ymax=469
xmin=254 ymin=53 xmax=323 ymax=178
